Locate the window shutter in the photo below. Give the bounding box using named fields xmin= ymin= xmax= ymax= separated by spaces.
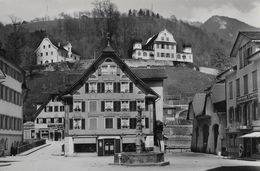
xmin=85 ymin=83 xmax=89 ymax=93
xmin=113 ymin=82 xmax=117 ymax=93
xmin=117 ymin=118 xmax=121 ymax=129
xmin=117 ymin=67 xmax=120 ymax=76
xmin=101 ymin=83 xmax=105 ymax=93
xmin=44 ymin=107 xmax=47 ymax=112
xmin=130 ymin=118 xmax=136 ymax=129
xmin=82 ymin=101 xmax=85 ymax=112
xmin=97 ymin=83 xmax=101 ymax=93
xmin=69 ymin=104 xmax=73 ymax=112
xmin=69 ymin=119 xmax=73 ymax=129
xmin=117 ymin=82 xmax=121 ymax=93
xmin=81 ymin=119 xmax=85 ymax=129
xmin=101 ymin=101 xmax=105 ymax=112
xmin=129 ymin=82 xmax=133 ymax=93
xmin=145 ymin=118 xmax=149 ymax=128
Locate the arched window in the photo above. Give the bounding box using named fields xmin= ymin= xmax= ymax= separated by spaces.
xmin=143 ymin=52 xmax=147 ymax=56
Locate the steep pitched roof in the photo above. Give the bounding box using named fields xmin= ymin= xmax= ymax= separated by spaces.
xmin=59 ymin=45 xmax=159 ymax=99
xmin=230 ymin=31 xmax=260 ymax=57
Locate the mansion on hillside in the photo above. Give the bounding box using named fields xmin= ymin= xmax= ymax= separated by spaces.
xmin=35 ymin=37 xmax=81 ymax=65
xmin=132 ymin=29 xmax=193 ymax=63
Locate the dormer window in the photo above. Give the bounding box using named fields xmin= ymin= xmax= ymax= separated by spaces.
xmin=48 ymin=45 xmax=51 ymax=48
xmin=43 ymin=45 xmax=45 ymax=49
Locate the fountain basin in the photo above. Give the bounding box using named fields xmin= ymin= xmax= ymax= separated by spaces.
xmin=113 ymin=152 xmax=170 ymax=166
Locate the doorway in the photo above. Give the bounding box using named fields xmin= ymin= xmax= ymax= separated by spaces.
xmin=202 ymin=124 xmax=209 ymax=153
xmin=104 ymin=139 xmax=114 ymax=155
xmin=213 ymin=124 xmax=219 ymax=153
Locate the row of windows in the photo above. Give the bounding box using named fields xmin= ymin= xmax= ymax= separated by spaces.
xmin=40 ymin=51 xmax=54 ymax=57
xmin=137 ymin=51 xmax=153 ymax=57
xmin=0 ymin=59 xmax=22 ymax=82
xmin=156 ymin=43 xmax=173 ymax=49
xmin=69 ymin=117 xmax=149 ymax=130
xmin=71 ymin=100 xmax=147 ymax=113
xmin=229 ymin=70 xmax=257 ymax=99
xmin=85 ymin=82 xmax=133 ymax=93
xmin=157 ymin=52 xmax=174 ymax=58
xmin=36 ymin=117 xmax=63 ymax=124
xmin=228 ymin=100 xmax=258 ymax=125
xmin=43 ymin=44 xmax=51 ymax=49
xmin=44 ymin=105 xmax=64 ymax=113
xmin=0 ymin=114 xmax=22 ymax=131
xmin=0 ymin=83 xmax=22 ymax=106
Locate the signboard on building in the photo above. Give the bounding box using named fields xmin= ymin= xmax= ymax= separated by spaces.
xmin=236 ymin=92 xmax=258 ymax=104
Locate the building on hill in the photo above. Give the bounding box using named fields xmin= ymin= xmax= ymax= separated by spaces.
xmin=32 ymin=95 xmax=65 ymax=141
xmin=188 ymin=81 xmax=227 ymax=155
xmin=34 ymin=37 xmax=81 ymax=65
xmin=224 ymin=31 xmax=260 ymax=159
xmin=132 ymin=29 xmax=193 ymax=63
xmin=0 ymin=50 xmax=25 ymax=156
xmin=58 ymin=45 xmax=166 ymax=156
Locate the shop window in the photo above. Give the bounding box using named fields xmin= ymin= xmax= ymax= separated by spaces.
xmin=105 ymin=118 xmax=113 ymax=129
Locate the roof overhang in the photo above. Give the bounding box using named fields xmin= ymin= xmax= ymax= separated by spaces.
xmin=248 ymin=50 xmax=260 ymax=62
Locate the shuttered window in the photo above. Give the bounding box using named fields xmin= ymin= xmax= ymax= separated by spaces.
xmin=101 ymin=101 xmax=105 ymax=112
xmin=130 ymin=101 xmax=137 ymax=111
xmin=105 ymin=118 xmax=113 ymax=129
xmin=85 ymin=83 xmax=89 ymax=93
xmin=81 ymin=119 xmax=85 ymax=129
xmin=145 ymin=118 xmax=149 ymax=128
xmin=89 ymin=118 xmax=97 ymax=130
xmin=129 ymin=82 xmax=133 ymax=93
xmin=113 ymin=101 xmax=121 ymax=112
xmin=89 ymin=101 xmax=97 ymax=112
xmin=82 ymin=101 xmax=85 ymax=112
xmin=117 ymin=118 xmax=121 ymax=129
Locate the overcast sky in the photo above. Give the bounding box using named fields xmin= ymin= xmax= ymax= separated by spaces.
xmin=0 ymin=0 xmax=260 ymax=27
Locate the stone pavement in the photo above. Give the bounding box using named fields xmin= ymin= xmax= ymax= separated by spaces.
xmin=1 ymin=141 xmax=260 ymax=171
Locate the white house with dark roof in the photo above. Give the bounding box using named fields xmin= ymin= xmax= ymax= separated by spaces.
xmin=35 ymin=37 xmax=81 ymax=65
xmin=132 ymin=29 xmax=193 ymax=63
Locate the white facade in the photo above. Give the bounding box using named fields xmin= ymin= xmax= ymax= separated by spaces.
xmin=132 ymin=29 xmax=193 ymax=63
xmin=35 ymin=38 xmax=80 ymax=65
xmin=34 ymin=99 xmax=65 ymax=141
xmin=0 ymin=56 xmax=23 ymax=156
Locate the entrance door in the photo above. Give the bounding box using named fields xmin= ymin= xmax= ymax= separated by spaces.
xmin=97 ymin=140 xmax=103 ymax=156
xmin=202 ymin=124 xmax=209 ymax=153
xmin=104 ymin=139 xmax=114 ymax=155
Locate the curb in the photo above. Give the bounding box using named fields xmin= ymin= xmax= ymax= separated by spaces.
xmin=17 ymin=144 xmax=51 ymax=156
xmin=0 ymin=163 xmax=11 ymax=167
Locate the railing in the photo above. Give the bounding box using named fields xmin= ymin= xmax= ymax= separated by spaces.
xmin=16 ymin=139 xmax=46 ymax=154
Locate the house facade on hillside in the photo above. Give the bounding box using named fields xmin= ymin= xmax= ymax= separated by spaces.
xmin=132 ymin=29 xmax=193 ymax=63
xmin=59 ymin=45 xmax=165 ymax=156
xmin=225 ymin=31 xmax=260 ymax=158
xmin=0 ymin=50 xmax=25 ymax=156
xmin=35 ymin=37 xmax=80 ymax=65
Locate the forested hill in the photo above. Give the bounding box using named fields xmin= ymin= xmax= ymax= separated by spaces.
xmin=0 ymin=12 xmax=233 ymax=69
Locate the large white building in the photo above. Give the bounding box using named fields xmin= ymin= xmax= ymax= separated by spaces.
xmin=0 ymin=50 xmax=24 ymax=156
xmin=35 ymin=37 xmax=81 ymax=65
xmin=132 ymin=29 xmax=193 ymax=63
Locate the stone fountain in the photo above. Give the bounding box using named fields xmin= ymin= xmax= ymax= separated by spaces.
xmin=113 ymin=107 xmax=170 ymax=166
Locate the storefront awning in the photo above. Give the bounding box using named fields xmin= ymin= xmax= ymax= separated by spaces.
xmin=240 ymin=132 xmax=260 ymax=138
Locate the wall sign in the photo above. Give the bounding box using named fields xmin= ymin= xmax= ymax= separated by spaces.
xmin=236 ymin=92 xmax=258 ymax=104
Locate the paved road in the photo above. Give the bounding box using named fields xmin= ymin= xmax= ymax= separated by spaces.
xmin=1 ymin=141 xmax=260 ymax=171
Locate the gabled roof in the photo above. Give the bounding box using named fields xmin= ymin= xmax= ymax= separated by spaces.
xmin=59 ymin=45 xmax=159 ymax=99
xmin=230 ymin=31 xmax=260 ymax=57
xmin=131 ymin=67 xmax=167 ymax=80
xmin=143 ymin=34 xmax=158 ymax=49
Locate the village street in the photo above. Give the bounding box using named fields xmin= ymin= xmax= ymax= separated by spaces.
xmin=1 ymin=141 xmax=260 ymax=171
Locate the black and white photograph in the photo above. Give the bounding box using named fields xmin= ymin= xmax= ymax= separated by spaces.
xmin=0 ymin=0 xmax=260 ymax=170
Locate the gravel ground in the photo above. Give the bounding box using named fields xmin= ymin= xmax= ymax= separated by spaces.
xmin=1 ymin=141 xmax=260 ymax=171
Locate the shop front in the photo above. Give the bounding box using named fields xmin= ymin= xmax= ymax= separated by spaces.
xmin=97 ymin=136 xmax=121 ymax=156
xmin=240 ymin=132 xmax=260 ymax=158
